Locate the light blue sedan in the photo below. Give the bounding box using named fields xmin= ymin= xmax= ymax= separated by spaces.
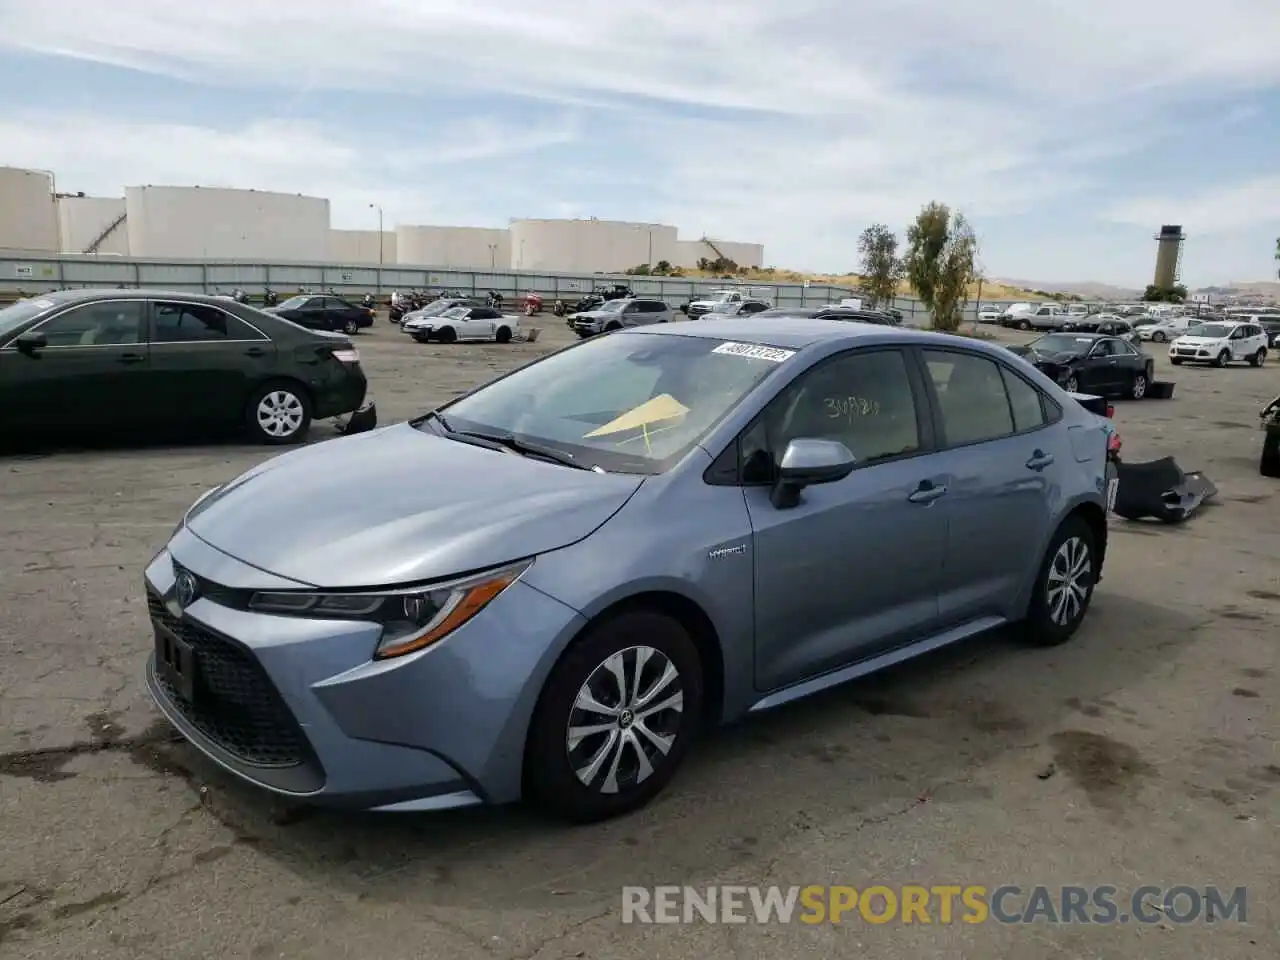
xmin=145 ymin=318 xmax=1111 ymax=822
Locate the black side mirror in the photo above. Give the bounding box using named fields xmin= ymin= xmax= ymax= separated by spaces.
xmin=15 ymin=331 xmax=47 ymax=355
xmin=770 ymin=438 xmax=856 ymax=509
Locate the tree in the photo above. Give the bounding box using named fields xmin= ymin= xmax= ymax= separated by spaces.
xmin=903 ymin=202 xmax=978 ymax=332
xmin=856 ymin=224 xmax=903 ymax=308
xmin=1141 ymin=283 xmax=1187 ymax=303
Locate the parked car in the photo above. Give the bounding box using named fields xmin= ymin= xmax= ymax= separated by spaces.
xmin=1257 ymin=318 xmax=1280 ymax=349
xmin=1004 ymin=304 xmax=1067 ymax=331
xmin=1260 ymin=393 xmax=1280 ymax=478
xmin=707 ymin=299 xmax=772 ymax=317
xmin=756 ymin=306 xmax=898 ymax=325
xmin=401 ymin=298 xmax=480 ymax=334
xmin=570 ymin=298 xmax=673 ymax=337
xmin=265 ymin=294 xmax=375 ymax=335
xmin=977 ymin=306 xmax=1004 ymax=324
xmin=1135 ymin=316 xmax=1193 ymax=343
xmin=144 ymin=318 xmax=1110 ymax=823
xmin=1093 ymin=317 xmax=1141 ymax=347
xmin=998 ymin=302 xmax=1038 ymax=327
xmin=1004 ymin=332 xmax=1154 ymax=399
xmin=1062 ymin=313 xmax=1119 ymax=333
xmin=0 ymin=289 xmax=370 ymax=444
xmin=684 ymin=288 xmax=771 ymax=318
xmin=407 ymin=305 xmax=517 ymax=344
xmin=1168 ymin=321 xmax=1269 ymax=367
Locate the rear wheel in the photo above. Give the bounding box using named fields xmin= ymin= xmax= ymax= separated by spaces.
xmin=525 ymin=610 xmax=702 ymax=823
xmin=247 ymin=381 xmax=311 ymax=445
xmin=1021 ymin=515 xmax=1097 ymax=647
xmin=1250 ymin=348 xmax=1266 ymax=367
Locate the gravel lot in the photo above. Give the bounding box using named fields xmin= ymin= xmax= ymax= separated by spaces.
xmin=1 ymin=317 xmax=1277 ymax=959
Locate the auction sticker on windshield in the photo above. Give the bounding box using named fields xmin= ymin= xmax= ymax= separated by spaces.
xmin=711 ymin=342 xmax=795 ymax=363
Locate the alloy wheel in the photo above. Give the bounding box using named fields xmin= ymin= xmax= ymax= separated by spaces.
xmin=1065 ymin=375 xmax=1079 ymax=393
xmin=1046 ymin=536 xmax=1091 ymax=626
xmin=1132 ymin=373 xmax=1147 ymax=399
xmin=256 ymin=390 xmax=305 ymax=438
xmin=566 ymin=645 xmax=684 ymax=795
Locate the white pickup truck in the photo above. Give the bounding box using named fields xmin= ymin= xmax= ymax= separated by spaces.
xmin=1004 ymin=303 xmax=1067 ymax=330
xmin=685 ymin=288 xmax=772 ymax=319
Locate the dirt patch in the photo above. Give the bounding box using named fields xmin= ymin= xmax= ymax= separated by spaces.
xmin=1049 ymin=730 xmax=1155 ymax=807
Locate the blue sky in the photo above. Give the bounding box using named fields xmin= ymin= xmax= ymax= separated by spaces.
xmin=1 ymin=0 xmax=1277 ymax=288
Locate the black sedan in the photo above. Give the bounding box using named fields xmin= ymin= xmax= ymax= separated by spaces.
xmin=0 ymin=289 xmax=372 ymax=445
xmin=1005 ymin=332 xmax=1154 ymax=399
xmin=265 ymin=294 xmax=375 ymax=335
xmin=756 ymin=306 xmax=900 ymax=325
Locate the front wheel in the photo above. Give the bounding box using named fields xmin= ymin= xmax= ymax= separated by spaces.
xmin=342 ymin=319 xmax=358 ymax=335
xmin=495 ymin=326 xmax=512 ymax=344
xmin=1215 ymin=349 xmax=1230 ymax=368
xmin=1170 ymin=357 xmax=1183 ymax=365
xmin=1130 ymin=370 xmax=1148 ymax=399
xmin=247 ymin=382 xmax=311 ymax=445
xmin=1064 ymin=375 xmax=1079 ymax=393
xmin=1249 ymin=348 xmax=1266 ymax=367
xmin=1151 ymin=331 xmax=1167 ymax=343
xmin=525 ymin=610 xmax=703 ymax=823
xmin=437 ymin=326 xmax=458 ymax=344
xmin=1021 ymin=515 xmax=1097 ymax=647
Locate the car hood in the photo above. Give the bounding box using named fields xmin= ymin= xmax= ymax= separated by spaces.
xmin=1013 ymin=348 xmax=1078 ymax=364
xmin=183 ymin=423 xmax=645 ymax=588
xmin=571 ymin=310 xmax=614 ymax=320
xmin=1172 ymin=336 xmax=1224 ymax=346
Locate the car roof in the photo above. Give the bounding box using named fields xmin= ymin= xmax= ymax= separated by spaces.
xmin=21 ymin=288 xmax=242 ymax=307
xmin=625 ymin=316 xmax=1009 ymax=352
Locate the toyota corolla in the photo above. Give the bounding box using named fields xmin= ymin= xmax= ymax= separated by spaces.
xmin=145 ymin=318 xmax=1109 ymax=822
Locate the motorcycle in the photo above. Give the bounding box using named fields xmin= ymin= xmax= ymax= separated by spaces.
xmin=262 ymin=289 xmax=279 ymax=307
xmin=487 ymin=290 xmax=505 ymax=309
xmin=553 ymin=299 xmax=567 ymax=317
xmin=361 ymin=294 xmax=376 ymax=309
xmin=231 ymin=287 xmax=250 ymax=304
xmin=524 ymin=293 xmax=543 ymax=316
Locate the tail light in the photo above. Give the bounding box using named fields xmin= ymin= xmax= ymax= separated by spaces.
xmin=1105 ymin=404 xmax=1115 ymax=418
xmin=332 ymin=347 xmax=360 ymax=364
xmin=1107 ymin=431 xmax=1122 ymax=456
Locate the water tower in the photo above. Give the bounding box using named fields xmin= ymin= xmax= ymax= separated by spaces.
xmin=1152 ymin=224 xmax=1185 ymax=288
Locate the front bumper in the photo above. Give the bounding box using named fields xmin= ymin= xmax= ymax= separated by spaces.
xmin=143 ymin=529 xmax=585 ymax=810
xmin=1168 ymin=346 xmax=1214 ymax=361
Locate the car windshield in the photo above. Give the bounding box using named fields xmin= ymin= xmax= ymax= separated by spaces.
xmin=277 ymin=296 xmax=309 ymax=310
xmin=1028 ymin=334 xmax=1093 ymax=354
xmin=1188 ymin=324 xmax=1231 ymax=338
xmin=441 ymin=306 xmax=470 ymax=319
xmin=420 ymin=300 xmax=461 ymax=316
xmin=0 ymin=297 xmax=57 ymax=340
xmin=597 ymin=300 xmax=626 ymax=312
xmin=433 ymin=332 xmax=790 ymax=473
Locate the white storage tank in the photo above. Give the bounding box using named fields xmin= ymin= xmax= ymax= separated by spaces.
xmin=0 ymin=167 xmax=59 ymax=252
xmin=674 ymin=238 xmax=765 ymax=270
xmin=57 ymin=196 xmax=129 ymax=254
xmin=395 ymin=225 xmax=510 ymax=269
xmin=329 ymin=229 xmax=397 ymax=264
xmin=124 ymin=185 xmax=330 ymax=260
xmin=509 ymin=219 xmax=679 ymax=273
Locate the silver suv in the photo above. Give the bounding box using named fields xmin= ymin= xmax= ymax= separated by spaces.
xmin=570 ymin=298 xmax=673 ymax=337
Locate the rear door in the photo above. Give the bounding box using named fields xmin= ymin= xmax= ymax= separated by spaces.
xmin=919 ymin=348 xmax=1061 ymax=623
xmin=148 ymin=301 xmax=275 ymax=428
xmin=6 ymin=299 xmax=150 ymax=429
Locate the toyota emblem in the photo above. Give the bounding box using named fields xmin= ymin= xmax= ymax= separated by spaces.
xmin=174 ymin=570 xmax=198 ymax=609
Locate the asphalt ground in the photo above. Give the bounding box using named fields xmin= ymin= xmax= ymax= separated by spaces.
xmin=1 ymin=316 xmax=1278 ymax=959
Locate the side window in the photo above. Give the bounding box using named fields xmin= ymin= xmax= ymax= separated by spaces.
xmin=1115 ymin=340 xmax=1138 ymax=355
xmin=741 ymin=302 xmax=767 ymax=315
xmin=740 ymin=349 xmax=922 ymax=482
xmin=1000 ymin=366 xmax=1046 ymax=433
xmin=1090 ymin=339 xmax=1116 ymax=357
xmin=153 ymin=303 xmax=260 ymax=342
xmin=924 ymin=350 xmax=1014 ymax=446
xmin=37 ymin=301 xmax=145 ymax=346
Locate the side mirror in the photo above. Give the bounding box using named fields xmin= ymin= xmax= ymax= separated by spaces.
xmin=770 ymin=438 xmax=856 ymax=509
xmin=15 ymin=331 xmax=47 ymax=355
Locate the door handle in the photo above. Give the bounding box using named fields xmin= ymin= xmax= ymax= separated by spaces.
xmin=1108 ymin=359 xmax=1118 ymax=364
xmin=244 ymin=347 xmax=266 ymax=357
xmin=1026 ymin=451 xmax=1055 ymax=470
xmin=908 ymin=481 xmax=947 ymax=504
xmin=117 ymin=353 xmax=145 ymax=364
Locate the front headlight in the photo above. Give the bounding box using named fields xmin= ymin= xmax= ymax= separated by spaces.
xmin=246 ymin=559 xmax=532 ymax=659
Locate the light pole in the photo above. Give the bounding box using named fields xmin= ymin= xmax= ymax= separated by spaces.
xmin=648 ymin=228 xmax=654 ymax=268
xmin=368 ymin=204 xmax=384 ymax=266
xmin=488 ymin=243 xmax=497 ymax=270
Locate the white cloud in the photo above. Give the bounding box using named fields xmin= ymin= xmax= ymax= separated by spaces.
xmin=1107 ymin=177 xmax=1280 ymax=234
xmin=1 ymin=0 xmax=1278 ymax=278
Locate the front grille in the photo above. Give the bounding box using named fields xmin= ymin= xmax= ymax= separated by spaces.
xmin=147 ymin=589 xmax=311 ymax=768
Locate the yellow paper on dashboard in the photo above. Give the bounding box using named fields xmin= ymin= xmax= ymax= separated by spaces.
xmin=583 ymin=394 xmax=689 ymax=438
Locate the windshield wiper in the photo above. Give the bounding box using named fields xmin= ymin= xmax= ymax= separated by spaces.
xmin=422 ymin=409 xmax=454 ymax=433
xmin=453 ymin=430 xmax=599 ymax=472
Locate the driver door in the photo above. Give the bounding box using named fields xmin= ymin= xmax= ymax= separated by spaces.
xmin=739 ymin=347 xmax=946 ymax=691
xmin=1083 ymin=339 xmax=1121 ymax=392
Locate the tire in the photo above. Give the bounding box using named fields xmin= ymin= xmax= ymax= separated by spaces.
xmin=1130 ymin=370 xmax=1148 ymax=399
xmin=495 ymin=326 xmax=512 ymax=344
xmin=342 ymin=319 xmax=358 ymax=335
xmin=1018 ymin=319 xmax=1031 ymax=331
xmin=1214 ymin=349 xmax=1230 ymax=368
xmin=1261 ymin=429 xmax=1280 ymax=478
xmin=1152 ymin=331 xmax=1166 ymax=343
xmin=1021 ymin=515 xmax=1097 ymax=647
xmin=247 ymin=381 xmax=311 ymax=445
xmin=524 ymin=609 xmax=703 ymax=823
xmin=606 ymin=322 xmax=622 ymax=332
xmin=1249 ymin=348 xmax=1266 ymax=367
xmin=1170 ymin=358 xmax=1182 ymax=365
xmin=1064 ymin=374 xmax=1079 ymax=393
xmin=437 ymin=326 xmax=458 ymax=344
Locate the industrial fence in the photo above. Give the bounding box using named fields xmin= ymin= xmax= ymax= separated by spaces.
xmin=0 ymin=250 xmax=1024 ymax=324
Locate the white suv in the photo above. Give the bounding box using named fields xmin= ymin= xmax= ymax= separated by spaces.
xmin=1169 ymin=321 xmax=1268 ymax=368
